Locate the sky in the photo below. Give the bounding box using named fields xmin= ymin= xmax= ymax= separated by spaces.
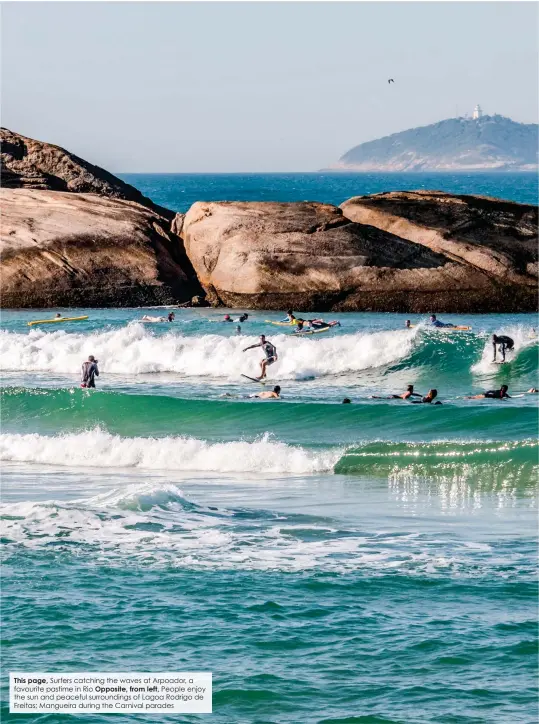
xmin=1 ymin=1 xmax=538 ymax=172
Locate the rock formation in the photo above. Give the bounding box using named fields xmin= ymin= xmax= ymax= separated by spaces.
xmin=1 ymin=127 xmax=172 ymax=218
xmin=1 ymin=189 xmax=199 ymax=308
xmin=1 ymin=129 xmax=202 ymax=308
xmin=180 ymin=199 xmax=537 ymax=312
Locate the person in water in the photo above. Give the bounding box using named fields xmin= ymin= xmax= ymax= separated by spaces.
xmin=492 ymin=334 xmax=514 ymax=362
xmin=251 ymin=385 xmax=281 ymax=400
xmin=243 ymin=335 xmax=278 ymax=380
xmin=342 ymin=398 xmax=351 ymax=404
xmin=466 ymin=385 xmax=511 ymax=400
xmin=405 ymin=320 xmax=412 ymax=329
xmin=223 ymin=314 xmax=233 ymax=322
xmin=236 ymin=325 xmax=242 ymax=335
xmin=81 ymin=355 xmax=99 ymax=388
xmin=55 ymin=313 xmax=62 ymax=319
xmin=282 ymin=310 xmax=297 ymax=324
xmin=167 ymin=312 xmax=175 ymax=322
xmin=371 ymin=385 xmax=423 ymax=400
xmin=411 ymin=389 xmax=442 ymax=404
xmin=238 ymin=313 xmax=249 ymax=323
xmin=430 ymin=314 xmax=455 ymax=328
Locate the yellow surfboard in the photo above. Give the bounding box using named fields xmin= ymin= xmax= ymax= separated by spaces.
xmin=408 ymin=324 xmax=471 ymax=331
xmin=265 ymin=320 xmax=298 ymax=326
xmin=28 ymin=316 xmax=89 ymax=327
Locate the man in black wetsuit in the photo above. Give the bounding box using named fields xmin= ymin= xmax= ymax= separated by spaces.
xmin=243 ymin=335 xmax=278 ymax=380
xmin=492 ymin=334 xmax=514 ymax=362
xmin=81 ymin=355 xmax=99 ymax=388
xmin=465 ymin=385 xmax=511 ymax=400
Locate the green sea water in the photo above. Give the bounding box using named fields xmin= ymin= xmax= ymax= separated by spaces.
xmin=1 ymin=306 xmax=537 ymax=723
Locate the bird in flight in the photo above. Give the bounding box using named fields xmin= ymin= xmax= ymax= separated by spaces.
xmin=388 ymin=78 xmax=395 ymax=84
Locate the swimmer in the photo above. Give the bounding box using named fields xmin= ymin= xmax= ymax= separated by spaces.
xmin=167 ymin=312 xmax=175 ymax=322
xmin=250 ymin=385 xmax=281 ymax=400
xmin=243 ymin=335 xmax=278 ymax=380
xmin=492 ymin=334 xmax=514 ymax=362
xmin=342 ymin=398 xmax=352 ymax=404
xmin=405 ymin=319 xmax=411 ymax=329
xmin=238 ymin=313 xmax=249 ymax=323
xmin=236 ymin=325 xmax=242 ymax=335
xmin=371 ymin=385 xmax=422 ymax=400
xmin=465 ymin=384 xmax=511 ymax=400
xmin=410 ymin=389 xmax=442 ymax=404
xmin=223 ymin=314 xmax=233 ymax=322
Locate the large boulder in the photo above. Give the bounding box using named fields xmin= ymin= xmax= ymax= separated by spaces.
xmin=341 ymin=191 xmax=538 ymax=286
xmin=1 ymin=127 xmax=172 ymax=218
xmin=181 ymin=200 xmax=525 ymax=312
xmin=1 ymin=189 xmax=198 ymax=308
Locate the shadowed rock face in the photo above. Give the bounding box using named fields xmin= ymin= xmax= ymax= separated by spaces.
xmin=1 ymin=189 xmax=197 ymax=308
xmin=341 ymin=191 xmax=538 ymax=285
xmin=181 ymin=200 xmax=530 ymax=312
xmin=1 ymin=127 xmax=172 ymax=219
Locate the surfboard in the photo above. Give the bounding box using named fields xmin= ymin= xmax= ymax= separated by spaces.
xmin=28 ymin=316 xmax=89 ymax=327
xmin=408 ymin=324 xmax=472 ymax=331
xmin=292 ymin=326 xmax=331 ymax=336
xmin=241 ymin=374 xmax=267 ymax=385
xmin=265 ymin=320 xmax=298 ymax=326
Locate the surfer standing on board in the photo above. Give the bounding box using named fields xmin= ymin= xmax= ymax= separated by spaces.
xmin=243 ymin=335 xmax=278 ymax=380
xmin=492 ymin=334 xmax=514 ymax=362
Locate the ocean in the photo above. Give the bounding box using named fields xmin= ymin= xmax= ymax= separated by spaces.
xmin=1 ymin=174 xmax=538 ymax=724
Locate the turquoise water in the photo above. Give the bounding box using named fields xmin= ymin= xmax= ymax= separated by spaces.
xmin=1 ymin=174 xmax=538 ymax=723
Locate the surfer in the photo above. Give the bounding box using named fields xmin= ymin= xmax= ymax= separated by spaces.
xmin=81 ymin=355 xmax=99 ymax=389
xmin=465 ymin=385 xmax=511 ymax=400
xmin=167 ymin=312 xmax=175 ymax=322
xmin=410 ymin=389 xmax=442 ymax=404
xmin=237 ymin=313 xmax=249 ymax=323
xmin=55 ymin=313 xmax=62 ymax=319
xmin=236 ymin=325 xmax=242 ymax=335
xmin=224 ymin=314 xmax=233 ymax=322
xmin=492 ymin=334 xmax=514 ymax=362
xmin=281 ymin=310 xmax=297 ymax=324
xmin=371 ymin=385 xmax=423 ymax=400
xmin=430 ymin=314 xmax=455 ymax=328
xmin=251 ymin=385 xmax=281 ymax=400
xmin=405 ymin=320 xmax=412 ymax=329
xmin=243 ymin=335 xmax=278 ymax=380
xmin=342 ymin=398 xmax=352 ymax=404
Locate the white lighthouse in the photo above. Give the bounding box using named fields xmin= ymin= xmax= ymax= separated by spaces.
xmin=472 ymin=104 xmax=483 ymax=120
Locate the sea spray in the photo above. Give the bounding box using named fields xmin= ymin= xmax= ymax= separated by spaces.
xmin=0 ymin=324 xmax=417 ymax=378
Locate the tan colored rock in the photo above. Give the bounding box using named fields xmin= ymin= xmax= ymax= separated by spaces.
xmin=181 ymin=200 xmax=523 ymax=312
xmin=341 ymin=191 xmax=538 ymax=287
xmin=0 ymin=189 xmax=197 ymax=308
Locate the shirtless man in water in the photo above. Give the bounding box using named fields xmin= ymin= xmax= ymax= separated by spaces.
xmin=251 ymin=386 xmax=281 ymax=400
xmin=243 ymin=335 xmax=278 ymax=380
xmin=371 ymin=385 xmax=423 ymax=400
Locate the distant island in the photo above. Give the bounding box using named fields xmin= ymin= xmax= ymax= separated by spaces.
xmin=331 ymin=114 xmax=538 ymax=172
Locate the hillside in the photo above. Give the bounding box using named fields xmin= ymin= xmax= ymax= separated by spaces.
xmin=333 ymin=115 xmax=538 ymax=172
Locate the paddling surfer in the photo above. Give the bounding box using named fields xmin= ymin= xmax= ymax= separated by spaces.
xmin=243 ymin=335 xmax=278 ymax=380
xmin=465 ymin=385 xmax=511 ymax=400
xmin=251 ymin=386 xmax=281 ymax=400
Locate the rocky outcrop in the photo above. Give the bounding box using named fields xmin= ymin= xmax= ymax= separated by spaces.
xmin=1 ymin=189 xmax=199 ymax=308
xmin=341 ymin=190 xmax=538 ymax=288
xmin=1 ymin=128 xmax=172 ymax=218
xmin=180 ymin=200 xmax=535 ymax=312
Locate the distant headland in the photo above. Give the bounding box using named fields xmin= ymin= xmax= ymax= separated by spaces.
xmin=330 ymin=110 xmax=538 ymax=172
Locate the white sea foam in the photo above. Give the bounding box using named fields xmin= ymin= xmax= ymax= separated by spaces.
xmin=0 ymin=324 xmax=416 ymax=379
xmin=471 ymin=326 xmax=537 ymax=375
xmin=1 ymin=480 xmax=527 ymax=576
xmin=0 ymin=429 xmax=341 ymax=474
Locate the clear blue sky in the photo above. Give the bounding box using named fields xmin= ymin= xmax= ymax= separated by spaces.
xmin=2 ymin=2 xmax=537 ymax=172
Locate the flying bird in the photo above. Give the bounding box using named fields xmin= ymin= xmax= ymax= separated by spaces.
xmin=388 ymin=78 xmax=395 ymax=84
